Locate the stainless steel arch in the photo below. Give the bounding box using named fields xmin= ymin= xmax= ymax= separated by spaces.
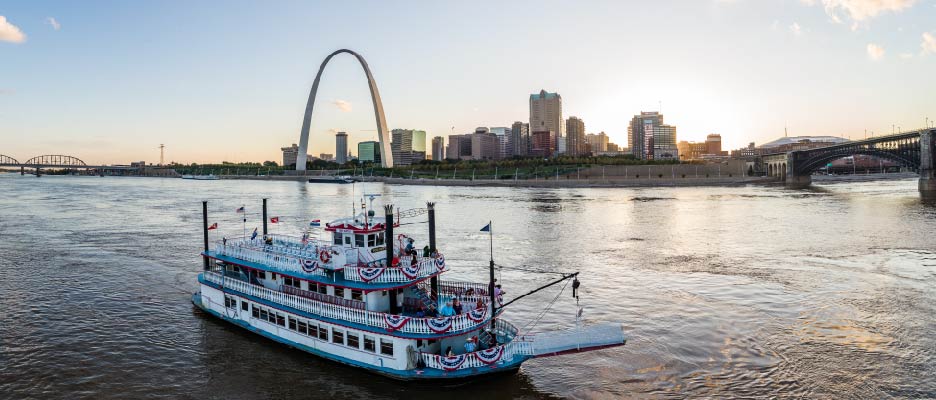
xmin=296 ymin=49 xmax=393 ymax=170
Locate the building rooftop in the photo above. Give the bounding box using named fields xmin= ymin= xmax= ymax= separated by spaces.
xmin=530 ymin=90 xmax=560 ymax=100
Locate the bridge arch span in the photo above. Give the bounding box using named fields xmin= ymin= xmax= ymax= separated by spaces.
xmin=0 ymin=154 xmax=19 ymax=164
xmin=796 ymin=150 xmax=918 ymax=176
xmin=296 ymin=49 xmax=393 ymax=169
xmin=24 ymin=155 xmax=87 ymax=166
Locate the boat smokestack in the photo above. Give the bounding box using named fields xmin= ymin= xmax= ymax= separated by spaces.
xmin=427 ymin=202 xmax=439 ymax=302
xmin=202 ymin=200 xmax=209 ymax=270
xmin=262 ymin=198 xmax=268 ymax=236
xmin=384 ymin=204 xmax=397 ymax=313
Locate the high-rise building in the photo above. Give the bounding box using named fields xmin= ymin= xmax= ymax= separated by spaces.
xmin=431 ymin=136 xmax=445 ymax=161
xmin=335 ymin=132 xmax=348 ymax=164
xmin=391 ymin=129 xmax=427 ymax=166
xmin=358 ymin=141 xmax=381 ymax=164
xmin=628 ymin=112 xmax=678 ymax=160
xmin=510 ymin=121 xmax=530 ymax=157
xmin=565 ymin=117 xmax=586 ymax=157
xmin=281 ymin=143 xmax=312 ymax=167
xmin=490 ymin=127 xmax=510 ymax=159
xmin=530 ymin=131 xmax=555 ymax=158
xmin=446 ymin=134 xmax=472 ymax=160
xmin=470 ymin=127 xmax=499 ymax=160
xmin=706 ymin=134 xmax=722 ymax=155
xmin=529 ymin=90 xmax=563 ymax=156
xmin=585 ymin=132 xmax=609 ymax=153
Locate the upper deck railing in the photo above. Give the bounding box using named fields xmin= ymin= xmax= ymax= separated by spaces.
xmin=343 ymin=255 xmax=447 ymax=283
xmin=203 ymin=271 xmax=487 ymax=335
xmin=418 ymin=320 xmax=529 ymax=371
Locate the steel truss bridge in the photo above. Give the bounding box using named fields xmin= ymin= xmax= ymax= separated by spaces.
xmin=757 ymin=128 xmax=936 ymax=195
xmin=0 ymin=154 xmax=143 ymax=176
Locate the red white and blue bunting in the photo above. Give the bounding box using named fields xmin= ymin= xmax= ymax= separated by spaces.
xmin=384 ymin=314 xmax=411 ymax=332
xmin=301 ymin=259 xmax=319 ymax=273
xmin=439 ymin=354 xmax=467 ymax=371
xmin=426 ymin=316 xmax=453 ymax=333
xmin=358 ymin=267 xmax=385 ymax=282
xmin=400 ymin=263 xmax=421 ymax=279
xmin=435 ymin=255 xmax=446 ymax=271
xmin=466 ymin=307 xmax=487 ymax=323
xmin=475 ymin=346 xmax=504 ymax=365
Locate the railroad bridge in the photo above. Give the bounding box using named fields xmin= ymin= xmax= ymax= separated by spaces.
xmin=0 ymin=154 xmax=143 ymax=176
xmin=758 ymin=129 xmax=935 ymax=195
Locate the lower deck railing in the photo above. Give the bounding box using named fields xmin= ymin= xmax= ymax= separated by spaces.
xmin=419 ymin=339 xmax=534 ymax=371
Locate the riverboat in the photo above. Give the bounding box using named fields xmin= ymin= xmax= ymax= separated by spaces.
xmin=308 ymin=175 xmax=354 ymax=184
xmin=192 ymin=199 xmax=626 ymax=381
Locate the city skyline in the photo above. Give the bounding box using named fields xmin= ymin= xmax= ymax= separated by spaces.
xmin=2 ymin=1 xmax=936 ymax=164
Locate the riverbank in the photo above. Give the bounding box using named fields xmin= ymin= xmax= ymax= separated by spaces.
xmin=356 ymin=175 xmax=769 ymax=188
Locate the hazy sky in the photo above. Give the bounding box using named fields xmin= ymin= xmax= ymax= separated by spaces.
xmin=2 ymin=0 xmax=935 ymax=164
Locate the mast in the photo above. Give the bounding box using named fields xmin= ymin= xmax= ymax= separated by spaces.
xmin=262 ymin=198 xmax=268 ymax=236
xmin=202 ymin=200 xmax=209 ymax=270
xmin=385 ymin=204 xmax=398 ymax=314
xmin=427 ymin=202 xmax=438 ymax=303
xmin=488 ymin=221 xmax=495 ymax=332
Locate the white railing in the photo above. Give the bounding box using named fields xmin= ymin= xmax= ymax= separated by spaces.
xmin=343 ymin=255 xmax=446 ymax=283
xmin=438 ymin=279 xmax=490 ymax=296
xmin=419 ymin=339 xmax=535 ymax=371
xmin=214 ymin=244 xmax=329 ymax=277
xmin=202 ymin=271 xmax=486 ymax=335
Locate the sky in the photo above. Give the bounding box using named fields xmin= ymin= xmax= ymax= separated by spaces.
xmin=1 ymin=0 xmax=935 ymax=164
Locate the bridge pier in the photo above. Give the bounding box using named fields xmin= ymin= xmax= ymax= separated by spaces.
xmin=20 ymin=166 xmax=24 ymax=176
xmin=920 ymin=130 xmax=936 ymax=196
xmin=35 ymin=167 xmax=41 ymax=177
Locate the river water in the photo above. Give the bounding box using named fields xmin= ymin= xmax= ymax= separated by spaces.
xmin=0 ymin=174 xmax=933 ymax=399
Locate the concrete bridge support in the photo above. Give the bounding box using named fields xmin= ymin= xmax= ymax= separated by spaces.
xmin=920 ymin=130 xmax=936 ymax=196
xmin=783 ymin=152 xmax=811 ymax=188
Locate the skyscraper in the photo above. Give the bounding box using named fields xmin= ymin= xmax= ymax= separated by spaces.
xmin=530 ymin=131 xmax=555 ymax=158
xmin=565 ymin=116 xmax=586 ymax=157
xmin=510 ymin=121 xmax=530 ymax=157
xmin=391 ymin=129 xmax=427 ymax=166
xmin=490 ymin=127 xmax=510 ymax=159
xmin=358 ymin=141 xmax=381 ymax=164
xmin=585 ymin=132 xmax=609 ymax=153
xmin=529 ymin=90 xmax=563 ymax=156
xmin=628 ymin=112 xmax=678 ymax=160
xmin=335 ymin=132 xmax=348 ymax=164
xmin=431 ymin=136 xmax=444 ymax=161
xmin=446 ymin=134 xmax=472 ymax=160
xmin=705 ymin=134 xmax=723 ymax=155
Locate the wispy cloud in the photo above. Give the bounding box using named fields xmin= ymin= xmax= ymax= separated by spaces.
xmin=802 ymin=0 xmax=916 ymax=24
xmin=866 ymin=43 xmax=885 ymax=60
xmin=332 ymin=99 xmax=352 ymax=112
xmin=0 ymin=16 xmax=27 ymax=43
xmin=46 ymin=17 xmax=60 ymax=31
xmin=789 ymin=22 xmax=804 ymax=36
xmin=922 ymin=32 xmax=936 ymax=55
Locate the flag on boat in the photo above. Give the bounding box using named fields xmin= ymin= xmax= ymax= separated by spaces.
xmin=480 ymin=222 xmax=491 ymax=232
xmin=207 ymin=222 xmax=218 ymax=230
xmin=310 ymin=219 xmax=321 ymax=227
xmin=270 ymin=217 xmax=280 ymax=224
xmin=235 ymin=206 xmax=245 ymax=214
xmin=301 ymin=232 xmax=309 ymax=246
xmin=250 ymin=227 xmax=258 ymax=240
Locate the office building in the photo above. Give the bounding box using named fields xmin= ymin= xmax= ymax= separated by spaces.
xmin=471 ymin=127 xmax=500 ymax=160
xmin=510 ymin=121 xmax=530 ymax=157
xmin=489 ymin=127 xmax=510 ymax=159
xmin=585 ymin=132 xmax=609 ymax=153
xmin=335 ymin=132 xmax=348 ymax=164
xmin=431 ymin=136 xmax=445 ymax=161
xmin=391 ymin=129 xmax=427 ymax=166
xmin=358 ymin=141 xmax=381 ymax=164
xmin=565 ymin=117 xmax=586 ymax=156
xmin=281 ymin=143 xmax=312 ymax=167
xmin=706 ymin=134 xmax=722 ymax=155
xmin=628 ymin=112 xmax=678 ymax=160
xmin=530 ymin=131 xmax=555 ymax=157
xmin=530 ymin=90 xmax=563 ymax=155
xmin=446 ymin=134 xmax=472 ymax=160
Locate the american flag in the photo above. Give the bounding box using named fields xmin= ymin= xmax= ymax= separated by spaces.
xmin=235 ymin=206 xmax=245 ymax=214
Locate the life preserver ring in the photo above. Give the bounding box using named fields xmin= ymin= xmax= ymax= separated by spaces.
xmin=319 ymin=249 xmax=332 ymax=264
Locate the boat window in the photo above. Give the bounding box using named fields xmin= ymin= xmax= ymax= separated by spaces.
xmin=318 ymin=325 xmax=328 ymax=341
xmin=379 ymin=339 xmax=394 ymax=356
xmin=333 ymin=233 xmax=343 ymax=245
xmin=332 ymin=329 xmax=344 ymax=345
xmin=376 ymin=232 xmax=385 ymax=246
xmin=355 ymin=234 xmax=365 ymax=248
xmin=347 ymin=332 xmax=360 ymax=349
xmin=344 ymin=235 xmax=352 ymax=246
xmin=351 ymin=290 xmax=363 ymax=301
xmin=335 ymin=287 xmax=345 ymax=298
xmin=252 ymin=304 xmax=259 ymax=318
xmin=241 ymin=301 xmax=248 ymax=311
xmin=317 ymin=284 xmax=327 ymax=295
xmin=367 ymin=234 xmax=376 ymax=247
xmin=288 ymin=317 xmax=297 ymax=330
xmin=260 ymin=309 xmax=268 ymax=321
xmin=363 ymin=336 xmax=376 ymax=352
xmin=298 ymin=321 xmax=308 ymax=335
xmin=276 ymin=313 xmax=285 ymax=327
xmin=309 ymin=323 xmax=318 ymax=337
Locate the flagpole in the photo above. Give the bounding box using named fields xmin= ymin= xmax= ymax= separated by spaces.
xmin=488 ymin=220 xmax=496 ymax=335
xmin=242 ymin=204 xmax=246 ymax=240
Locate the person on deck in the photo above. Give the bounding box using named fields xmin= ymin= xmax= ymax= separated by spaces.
xmin=405 ymin=238 xmax=416 ymax=256
xmin=452 ymin=298 xmax=463 ymax=315
xmin=415 ymin=306 xmax=426 ymax=318
xmin=445 ymin=346 xmax=455 ymax=357
xmin=439 ymin=301 xmax=455 ymax=316
xmin=495 ymin=284 xmax=505 ymax=304
xmin=475 ymin=298 xmax=485 ymax=310
xmin=464 ymin=337 xmax=477 ymax=353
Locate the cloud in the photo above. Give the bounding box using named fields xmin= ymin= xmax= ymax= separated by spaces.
xmin=802 ymin=0 xmax=916 ymax=23
xmin=789 ymin=22 xmax=803 ymax=36
xmin=46 ymin=17 xmax=60 ymax=31
xmin=332 ymin=99 xmax=352 ymax=112
xmin=922 ymin=32 xmax=936 ymax=55
xmin=0 ymin=16 xmax=27 ymax=43
xmin=866 ymin=43 xmax=885 ymax=60
xmin=0 ymin=88 xmax=15 ymax=95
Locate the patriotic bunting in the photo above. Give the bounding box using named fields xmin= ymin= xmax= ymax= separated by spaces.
xmin=400 ymin=262 xmax=421 ymax=279
xmin=358 ymin=267 xmax=385 ymax=282
xmin=439 ymin=354 xmax=467 ymax=371
xmin=475 ymin=346 xmax=504 ymax=365
xmin=301 ymin=259 xmax=319 ymax=273
xmin=385 ymin=314 xmax=411 ymax=332
xmin=426 ymin=316 xmax=453 ymax=333
xmin=435 ymin=254 xmax=446 ymax=271
xmin=466 ymin=307 xmax=486 ymax=322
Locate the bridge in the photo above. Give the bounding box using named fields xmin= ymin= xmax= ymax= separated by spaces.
xmin=0 ymin=154 xmax=143 ymax=176
xmin=758 ymin=128 xmax=935 ymax=195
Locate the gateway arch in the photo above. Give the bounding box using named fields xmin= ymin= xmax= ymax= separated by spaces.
xmin=296 ymin=49 xmax=393 ymax=170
